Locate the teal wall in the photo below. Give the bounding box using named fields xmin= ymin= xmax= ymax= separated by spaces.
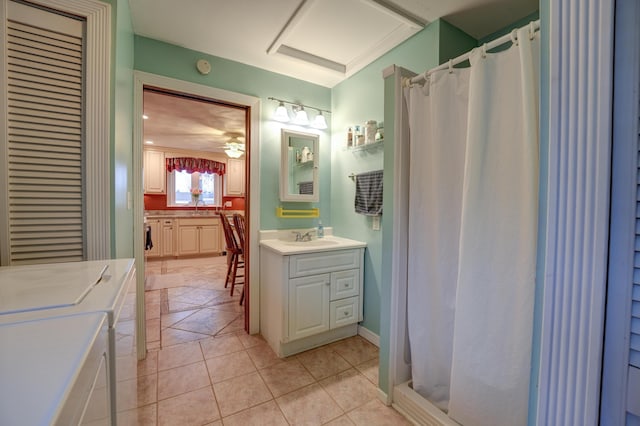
xmin=330 ymin=19 xmax=469 ymax=337
xmin=133 ymin=37 xmax=332 ymax=231
xmin=108 ymin=0 xmax=135 ymax=258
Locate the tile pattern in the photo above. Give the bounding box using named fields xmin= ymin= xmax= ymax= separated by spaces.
xmin=120 ymin=257 xmax=409 ymax=425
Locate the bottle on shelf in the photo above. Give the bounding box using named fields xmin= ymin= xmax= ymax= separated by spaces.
xmin=317 ymin=220 xmax=324 ymax=238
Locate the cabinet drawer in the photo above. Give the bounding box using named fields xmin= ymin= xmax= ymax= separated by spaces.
xmin=330 ymin=296 xmax=359 ymax=329
xmin=290 ymin=249 xmax=361 ymax=278
xmin=330 ymin=269 xmax=359 ymax=301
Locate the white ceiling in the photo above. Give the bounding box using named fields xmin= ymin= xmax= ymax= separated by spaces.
xmin=143 ymin=90 xmax=246 ymax=153
xmin=129 ymin=0 xmax=538 ymax=88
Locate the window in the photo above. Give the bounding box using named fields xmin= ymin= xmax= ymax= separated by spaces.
xmin=167 ymin=170 xmax=222 ymax=207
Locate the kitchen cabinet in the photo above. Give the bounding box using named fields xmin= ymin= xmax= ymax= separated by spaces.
xmin=259 ymin=246 xmax=365 ymax=357
xmin=144 ymin=149 xmax=165 ymax=194
xmin=161 ymin=219 xmax=175 ymax=257
xmin=225 ymin=158 xmax=245 ymax=196
xmin=176 ymin=217 xmax=221 ymax=256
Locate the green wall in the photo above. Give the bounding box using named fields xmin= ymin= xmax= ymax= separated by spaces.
xmin=133 ymin=37 xmax=332 ymax=231
xmin=108 ymin=0 xmax=135 ymax=258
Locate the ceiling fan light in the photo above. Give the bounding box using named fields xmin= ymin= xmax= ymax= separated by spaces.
xmin=312 ymin=111 xmax=328 ymax=129
xmin=293 ymin=106 xmax=309 ymax=126
xmin=273 ymin=102 xmax=290 ymax=122
xmin=225 ymin=148 xmax=243 ymax=158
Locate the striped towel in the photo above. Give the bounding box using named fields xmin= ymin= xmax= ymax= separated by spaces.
xmin=354 ymin=170 xmax=383 ymax=216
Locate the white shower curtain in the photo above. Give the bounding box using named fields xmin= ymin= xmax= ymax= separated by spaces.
xmin=406 ymin=27 xmax=539 ymax=425
xmin=406 ymin=68 xmax=470 ymax=410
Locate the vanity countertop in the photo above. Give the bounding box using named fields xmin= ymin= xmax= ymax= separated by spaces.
xmin=259 ymin=235 xmax=366 ymax=255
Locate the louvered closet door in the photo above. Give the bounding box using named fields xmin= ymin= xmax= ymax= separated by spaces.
xmin=6 ymin=1 xmax=85 ymax=264
xmin=601 ymin=1 xmax=640 ymax=422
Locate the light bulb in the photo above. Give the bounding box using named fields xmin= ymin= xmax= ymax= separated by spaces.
xmin=293 ymin=106 xmax=309 ymax=125
xmin=312 ymin=111 xmax=327 ymax=129
xmin=273 ymin=102 xmax=290 ymax=122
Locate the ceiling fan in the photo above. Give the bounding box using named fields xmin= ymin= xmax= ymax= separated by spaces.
xmin=222 ymin=135 xmax=245 ymax=158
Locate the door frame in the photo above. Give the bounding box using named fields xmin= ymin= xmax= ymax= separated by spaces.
xmin=132 ymin=71 xmax=261 ymax=359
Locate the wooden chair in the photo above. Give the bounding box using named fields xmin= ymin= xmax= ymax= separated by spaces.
xmin=233 ymin=213 xmax=246 ymax=305
xmin=218 ymin=213 xmax=244 ymax=301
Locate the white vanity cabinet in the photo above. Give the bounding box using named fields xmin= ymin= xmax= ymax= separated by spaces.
xmin=260 ymin=244 xmax=365 ymax=357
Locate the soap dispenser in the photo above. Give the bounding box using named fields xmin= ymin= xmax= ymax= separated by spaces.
xmin=317 ymin=220 xmax=324 ymax=238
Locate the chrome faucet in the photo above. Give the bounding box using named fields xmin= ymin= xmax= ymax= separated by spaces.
xmin=194 ymin=199 xmax=205 ymax=214
xmin=292 ymin=230 xmax=315 ymax=242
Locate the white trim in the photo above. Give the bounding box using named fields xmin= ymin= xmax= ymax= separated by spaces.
xmin=387 ymin=65 xmax=414 ymax=395
xmin=378 ymin=388 xmax=391 ymax=405
xmin=600 ymin=0 xmax=640 ymax=422
xmin=133 ymin=72 xmax=261 ymax=358
xmin=358 ymin=325 xmax=380 ymax=347
xmin=0 ymin=0 xmax=111 ymax=263
xmin=536 ymin=0 xmax=615 ymax=423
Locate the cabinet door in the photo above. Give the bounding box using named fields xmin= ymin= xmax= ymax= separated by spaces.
xmin=146 ymin=219 xmax=161 ymax=258
xmin=161 ymin=221 xmax=174 ymax=257
xmin=225 ymin=158 xmax=245 ymax=196
xmin=143 ymin=150 xmax=166 ymax=194
xmin=177 ymin=225 xmax=199 ymax=256
xmin=288 ymin=274 xmax=330 ymax=341
xmin=199 ymin=224 xmax=220 ymax=254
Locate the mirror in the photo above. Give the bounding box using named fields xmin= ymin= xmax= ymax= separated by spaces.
xmin=280 ymin=129 xmax=319 ymax=202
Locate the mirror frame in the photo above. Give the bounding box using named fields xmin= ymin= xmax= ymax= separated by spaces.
xmin=280 ymin=129 xmax=319 ymax=202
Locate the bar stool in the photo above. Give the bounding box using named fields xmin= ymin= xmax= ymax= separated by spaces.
xmin=219 ymin=213 xmax=244 ymax=301
xmin=233 ymin=213 xmax=246 ymax=305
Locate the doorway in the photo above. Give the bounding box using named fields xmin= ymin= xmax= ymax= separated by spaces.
xmin=132 ymin=72 xmax=261 ymax=359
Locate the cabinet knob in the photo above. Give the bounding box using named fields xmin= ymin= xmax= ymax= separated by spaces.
xmin=325 ymin=281 xmax=330 ymax=286
xmin=344 ymin=311 xmax=349 ymax=316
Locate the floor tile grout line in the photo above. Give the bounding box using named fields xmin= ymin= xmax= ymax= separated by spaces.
xmin=200 ymin=340 xmax=224 ymax=424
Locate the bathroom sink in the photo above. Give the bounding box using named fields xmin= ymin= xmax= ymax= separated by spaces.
xmin=282 ymin=239 xmax=339 ymax=247
xmin=260 ymin=235 xmax=366 ymax=255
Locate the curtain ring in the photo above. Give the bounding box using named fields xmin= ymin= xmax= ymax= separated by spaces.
xmin=448 ymin=59 xmax=453 ymax=74
xmin=482 ymin=43 xmax=488 ymax=58
xmin=510 ymin=29 xmax=518 ymax=46
xmin=529 ymin=21 xmax=535 ymax=40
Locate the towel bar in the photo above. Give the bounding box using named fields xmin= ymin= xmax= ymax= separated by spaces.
xmin=276 ymin=207 xmax=320 ymax=218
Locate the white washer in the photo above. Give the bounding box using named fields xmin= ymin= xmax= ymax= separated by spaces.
xmin=0 ymin=313 xmax=111 ymax=425
xmin=0 ymin=259 xmax=136 ymax=423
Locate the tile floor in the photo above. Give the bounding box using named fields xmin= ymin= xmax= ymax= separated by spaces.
xmin=117 ymin=256 xmax=411 ymax=425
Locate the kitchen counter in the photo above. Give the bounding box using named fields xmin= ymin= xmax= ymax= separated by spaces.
xmin=144 ymin=210 xmax=244 ymax=219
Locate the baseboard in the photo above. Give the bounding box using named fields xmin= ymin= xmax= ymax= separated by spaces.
xmin=358 ymin=325 xmax=380 ymax=347
xmin=378 ymin=388 xmax=391 ymax=405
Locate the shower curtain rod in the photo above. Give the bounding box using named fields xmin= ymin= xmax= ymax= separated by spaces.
xmin=406 ymin=19 xmax=541 ymax=87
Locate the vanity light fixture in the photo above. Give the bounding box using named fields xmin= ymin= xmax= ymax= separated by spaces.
xmin=268 ymin=97 xmax=331 ymax=129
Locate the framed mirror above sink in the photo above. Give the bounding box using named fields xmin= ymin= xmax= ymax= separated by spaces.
xmin=280 ymin=129 xmax=319 ymax=202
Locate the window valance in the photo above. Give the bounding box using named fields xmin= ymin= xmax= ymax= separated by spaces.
xmin=166 ymin=157 xmax=225 ymax=175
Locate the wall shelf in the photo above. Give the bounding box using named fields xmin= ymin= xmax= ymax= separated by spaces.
xmin=346 ymin=139 xmax=384 ymax=152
